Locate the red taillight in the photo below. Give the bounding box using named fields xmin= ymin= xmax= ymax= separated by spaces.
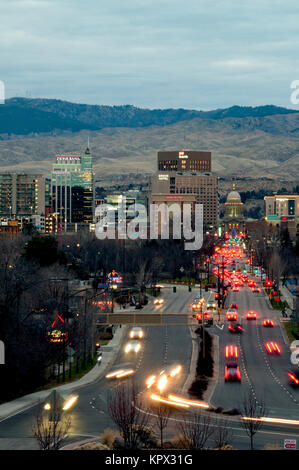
xmin=225 ymin=347 xmax=228 ymax=358
xmin=235 ymin=346 xmax=239 ymax=358
xmin=266 ymin=343 xmax=272 ymax=353
xmin=271 ymin=342 xmax=281 ymax=353
xmin=225 ymin=366 xmax=229 ymax=379
xmin=288 ymin=373 xmax=299 ymax=384
xmin=236 ymin=367 xmax=241 ymax=380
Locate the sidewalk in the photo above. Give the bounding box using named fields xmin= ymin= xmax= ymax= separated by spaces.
xmin=0 ymin=325 xmax=127 ymax=422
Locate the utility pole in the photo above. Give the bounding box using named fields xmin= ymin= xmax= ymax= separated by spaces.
xmin=221 ymin=257 xmax=225 ymax=308
xmin=83 ymin=295 xmax=87 ymax=369
xmin=200 ymin=273 xmax=202 ymax=297
xmin=200 ymin=298 xmax=205 ymax=359
xmin=217 ymin=265 xmax=221 ymax=309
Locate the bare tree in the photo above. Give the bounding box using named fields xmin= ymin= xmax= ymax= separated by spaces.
xmin=213 ymin=418 xmax=234 ymax=449
xmin=152 ymin=403 xmax=171 ymax=448
xmin=107 ymin=381 xmax=151 ymax=449
xmin=32 ymin=408 xmax=71 ymax=450
xmin=268 ymin=249 xmax=287 ymax=287
xmin=178 ymin=411 xmax=214 ymax=450
xmin=240 ymin=392 xmax=267 ymax=450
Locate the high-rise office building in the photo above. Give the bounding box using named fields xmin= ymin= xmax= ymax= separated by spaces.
xmin=264 ymin=195 xmax=299 ymax=221
xmin=150 ymin=150 xmax=218 ymax=230
xmin=264 ymin=194 xmax=299 ymax=241
xmin=51 ymin=147 xmax=94 ymax=230
xmin=0 ymin=173 xmax=47 ymax=217
xmin=158 ymin=150 xmax=211 ymax=172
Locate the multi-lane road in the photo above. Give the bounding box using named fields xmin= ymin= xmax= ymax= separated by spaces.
xmin=0 ymin=274 xmax=298 ymax=450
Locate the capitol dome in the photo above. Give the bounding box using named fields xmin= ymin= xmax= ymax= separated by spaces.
xmin=226 ymin=190 xmax=241 ymax=203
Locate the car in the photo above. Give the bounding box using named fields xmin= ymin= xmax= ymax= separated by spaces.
xmin=287 ymin=369 xmax=299 ymax=386
xmin=225 ymin=363 xmax=241 ymax=382
xmin=248 ymin=280 xmax=256 ymax=287
xmin=129 ymin=327 xmax=144 ymax=339
xmin=228 ymin=322 xmax=245 ymax=333
xmin=230 ymin=303 xmax=238 ymax=310
xmin=192 ymin=299 xmax=204 ymax=310
xmin=231 ymin=286 xmax=239 ymax=292
xmin=226 ymin=310 xmax=238 ymax=321
xmin=246 ymin=311 xmax=257 ymax=320
xmin=263 ymin=318 xmax=275 ymax=327
xmin=105 ymin=362 xmax=135 ymax=380
xmin=154 ymin=298 xmax=164 ymax=305
xmin=225 ymin=345 xmax=239 ymax=359
xmin=124 ymin=340 xmax=142 ymax=354
xmin=207 ymin=300 xmax=217 ymax=308
xmin=146 ymin=364 xmax=182 ymax=391
xmin=252 ymin=286 xmax=261 ymax=293
xmin=265 ymin=342 xmax=281 ymax=354
xmin=195 ymin=312 xmax=211 ymax=321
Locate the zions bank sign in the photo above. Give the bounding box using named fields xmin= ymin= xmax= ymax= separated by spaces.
xmin=0 ymin=341 xmax=4 ymax=364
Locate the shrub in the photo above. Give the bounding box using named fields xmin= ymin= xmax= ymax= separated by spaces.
xmin=113 ymin=437 xmax=126 ymax=450
xmin=264 ymin=443 xmax=281 ymax=450
xmin=214 ymin=444 xmax=234 ymax=450
xmin=131 ymin=425 xmax=158 ymax=448
xmin=171 ymin=434 xmax=191 ymax=449
xmin=214 ymin=407 xmax=224 ymax=414
xmin=188 ymin=375 xmax=209 ymax=399
xmin=222 ymin=408 xmax=240 ymax=416
xmin=100 ymin=428 xmax=121 ymax=449
xmin=75 ymin=441 xmax=109 ymax=450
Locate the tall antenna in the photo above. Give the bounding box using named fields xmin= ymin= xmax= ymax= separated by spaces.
xmin=87 ymin=135 xmax=90 ymax=149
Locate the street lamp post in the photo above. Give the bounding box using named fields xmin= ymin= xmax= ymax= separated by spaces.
xmin=199 ymin=297 xmax=205 ymax=360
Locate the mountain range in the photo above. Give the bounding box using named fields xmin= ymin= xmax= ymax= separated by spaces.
xmin=0 ymin=97 xmax=299 ymax=182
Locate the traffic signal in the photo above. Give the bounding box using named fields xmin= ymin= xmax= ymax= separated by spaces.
xmin=214 ymin=293 xmax=219 ymax=300
xmin=265 ymin=280 xmax=272 ymax=287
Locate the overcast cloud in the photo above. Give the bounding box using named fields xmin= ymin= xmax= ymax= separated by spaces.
xmin=1 ymin=0 xmax=299 ymax=109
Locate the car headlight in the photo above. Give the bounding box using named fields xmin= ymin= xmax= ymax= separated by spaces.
xmin=157 ymin=374 xmax=168 ymax=392
xmin=125 ymin=344 xmax=131 ymax=353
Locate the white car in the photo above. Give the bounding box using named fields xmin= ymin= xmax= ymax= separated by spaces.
xmin=129 ymin=327 xmax=144 ymax=339
xmin=124 ymin=340 xmax=141 ymax=354
xmin=154 ymin=298 xmax=164 ymax=305
xmin=207 ymin=300 xmax=217 ymax=309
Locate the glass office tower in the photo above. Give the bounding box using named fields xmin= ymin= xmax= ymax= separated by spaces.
xmin=51 ymin=147 xmax=94 ymax=230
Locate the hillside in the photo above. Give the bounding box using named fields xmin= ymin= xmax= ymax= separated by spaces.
xmin=1 ymin=98 xmax=297 ymax=135
xmin=0 ymin=98 xmax=299 ymax=182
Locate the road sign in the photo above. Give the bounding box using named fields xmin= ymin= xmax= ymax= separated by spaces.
xmin=284 ymin=439 xmax=296 ymax=449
